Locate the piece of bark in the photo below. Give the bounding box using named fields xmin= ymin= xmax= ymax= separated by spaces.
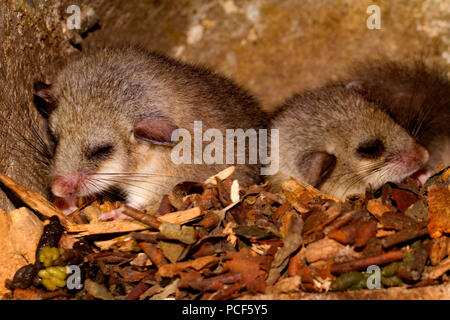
xmin=302 ymin=204 xmax=342 ymax=239
xmin=427 ymin=170 xmax=450 ymax=238
xmin=179 ymin=272 xmax=242 ymax=291
xmin=270 ymin=276 xmax=302 ymax=294
xmin=376 ymin=228 xmax=396 ymax=238
xmin=282 ymin=179 xmax=341 ymax=214
xmin=158 ymin=222 xmax=197 ymax=245
xmin=404 ymin=200 xmax=428 ymax=223
xmin=381 ymin=227 xmax=429 ymax=248
xmin=287 ymin=249 xmax=305 ymax=277
xmin=158 ymin=255 xmax=220 ymax=278
xmin=379 ymin=211 xmax=419 ymax=230
xmin=427 ymin=255 xmax=450 ymax=279
xmin=409 ymin=240 xmax=432 ymax=281
xmin=323 ymin=210 xmax=360 ymax=235
xmin=204 ymin=166 xmax=235 ymax=185
xmin=0 ymin=207 xmax=43 ymax=296
xmin=120 ymin=206 xmax=161 ymax=229
xmin=198 ymin=212 xmax=220 ymax=230
xmin=429 ymin=236 xmax=449 ymax=265
xmin=67 ymin=220 xmax=150 ymax=236
xmin=156 ymin=194 xmax=175 ymax=217
xmin=86 ymin=251 xmax=136 ymax=264
xmin=304 ymin=238 xmax=360 ymax=264
xmin=13 ymin=287 xmax=66 ymax=300
xmin=354 ymin=219 xmax=378 ymax=248
xmin=271 ymin=203 xmax=291 ymax=225
xmin=330 ymin=250 xmax=403 ymax=274
xmin=84 ymin=279 xmax=115 ymax=300
xmin=93 ymin=234 xmax=140 ymax=252
xmin=130 ymin=231 xmax=158 ymax=243
xmin=125 ymin=272 xmax=157 ymax=300
xmin=138 ymin=242 xmax=168 ymax=269
xmin=366 ymin=199 xmax=395 ymax=219
xmin=202 ymin=282 xmax=245 ymax=300
xmin=0 ymin=173 xmax=72 ymax=227
xmin=390 ymin=188 xmax=418 ymax=213
xmin=130 ymin=252 xmax=152 ymax=267
xmin=156 ymin=207 xmax=202 ymax=224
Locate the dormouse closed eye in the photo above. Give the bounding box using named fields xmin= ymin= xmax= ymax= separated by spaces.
xmin=356 ymin=139 xmax=384 ymax=158
xmin=86 ymin=144 xmax=115 ymax=161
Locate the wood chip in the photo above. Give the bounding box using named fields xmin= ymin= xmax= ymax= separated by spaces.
xmin=427 ymin=168 xmax=450 ymax=238
xmin=0 ymin=173 xmax=72 ymax=227
xmin=427 ymin=255 xmax=450 ymax=280
xmin=156 ymin=206 xmax=202 ymax=224
xmin=0 ymin=207 xmax=43 ymax=295
xmin=282 ymin=179 xmax=341 ymax=214
xmin=67 ymin=220 xmax=149 ymax=236
xmin=204 ymin=166 xmax=235 ymax=184
xmin=430 ymin=236 xmax=449 ymax=266
xmin=367 ymin=199 xmax=395 ymax=219
xmin=304 ymin=238 xmax=360 ymax=263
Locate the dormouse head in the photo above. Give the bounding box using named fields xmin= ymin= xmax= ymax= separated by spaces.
xmin=277 ymin=86 xmax=429 ymax=199
xmin=33 ymin=79 xmax=178 ymax=200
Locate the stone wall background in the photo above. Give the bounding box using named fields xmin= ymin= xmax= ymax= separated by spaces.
xmin=1 ymin=0 xmax=449 ymax=210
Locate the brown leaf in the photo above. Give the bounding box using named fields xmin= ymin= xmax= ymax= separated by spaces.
xmin=223 ymin=251 xmax=267 ymax=293
xmin=427 ymin=168 xmax=450 ymax=238
xmin=158 ymin=255 xmax=219 ymax=278
xmin=367 ymin=198 xmax=395 ymax=219
xmin=390 ymin=188 xmax=418 ymax=213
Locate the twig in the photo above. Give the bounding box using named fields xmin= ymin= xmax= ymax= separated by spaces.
xmin=331 ymin=250 xmax=403 ymax=274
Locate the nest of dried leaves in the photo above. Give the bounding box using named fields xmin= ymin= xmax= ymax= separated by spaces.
xmin=0 ymin=165 xmax=449 ymax=300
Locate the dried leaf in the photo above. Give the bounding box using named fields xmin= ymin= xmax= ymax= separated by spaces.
xmin=158 ymin=255 xmax=219 ymax=278
xmin=159 ymin=222 xmax=196 ymax=244
xmin=427 ymin=168 xmax=450 ymax=238
xmin=159 ymin=241 xmax=188 ymax=263
xmin=267 ymin=213 xmax=303 ymax=285
xmin=0 ymin=207 xmax=43 ymax=295
xmin=367 ymin=199 xmax=395 ymax=219
xmin=84 ymin=279 xmax=116 ymax=300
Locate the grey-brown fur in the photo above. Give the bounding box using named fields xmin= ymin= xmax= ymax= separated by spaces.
xmin=37 ymin=46 xmax=267 ymax=208
xmin=344 ymin=59 xmax=450 ymax=171
xmin=269 ymin=84 xmax=429 ymax=200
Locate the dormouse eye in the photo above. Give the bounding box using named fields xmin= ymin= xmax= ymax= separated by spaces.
xmin=86 ymin=144 xmax=114 ymax=161
xmin=357 ymin=139 xmax=384 ymax=159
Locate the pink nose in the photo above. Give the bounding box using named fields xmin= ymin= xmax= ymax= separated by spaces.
xmin=400 ymin=143 xmax=429 ymax=171
xmin=51 ymin=174 xmax=84 ymax=197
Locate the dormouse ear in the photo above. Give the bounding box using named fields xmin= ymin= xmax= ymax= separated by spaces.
xmin=33 ymin=81 xmax=56 ymax=118
xmin=298 ymin=152 xmax=336 ymax=187
xmin=345 ymin=80 xmax=367 ymax=95
xmin=133 ymin=118 xmax=179 ymax=146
